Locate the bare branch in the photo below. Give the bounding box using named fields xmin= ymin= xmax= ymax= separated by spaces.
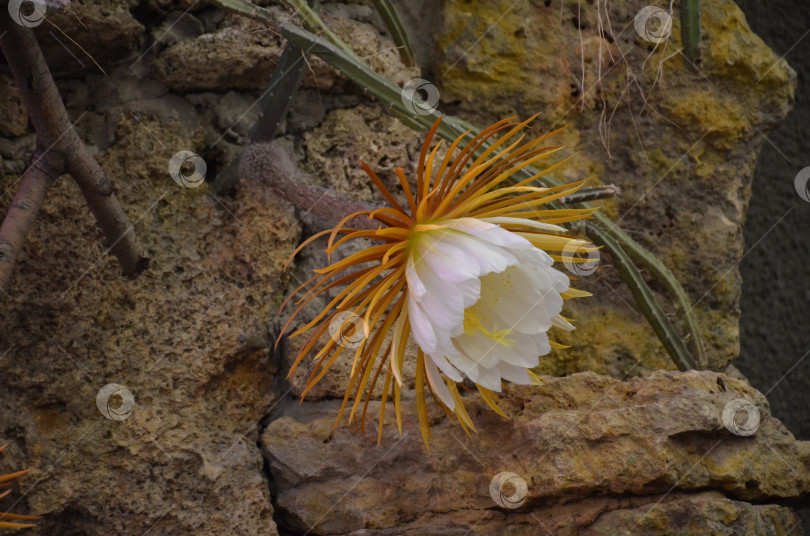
xmin=65 ymin=139 xmax=148 ymax=274
xmin=0 ymin=152 xmax=62 ymax=289
xmin=0 ymin=11 xmax=148 ymax=290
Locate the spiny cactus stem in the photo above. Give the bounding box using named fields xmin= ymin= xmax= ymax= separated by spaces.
xmin=240 ymin=142 xmax=380 ymax=231
xmin=681 ymin=0 xmax=702 ymax=66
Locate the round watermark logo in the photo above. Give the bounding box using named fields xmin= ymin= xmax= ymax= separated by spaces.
xmin=489 ymin=471 xmax=528 ymax=509
xmin=634 ymin=6 xmax=672 ymax=44
xmin=722 ymin=399 xmax=760 ymax=437
xmin=169 ymin=150 xmax=207 ymax=188
xmin=794 ymin=166 xmax=810 ymax=202
xmin=562 ymin=239 xmax=600 ymax=277
xmin=400 ymin=78 xmax=440 ymax=116
xmin=328 ymin=311 xmax=369 ymax=349
xmin=96 ymin=383 xmax=135 ymax=421
xmin=8 ymin=0 xmax=46 ymax=27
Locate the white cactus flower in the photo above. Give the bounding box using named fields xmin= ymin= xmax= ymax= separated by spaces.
xmin=405 ymin=217 xmax=574 ymax=407
xmin=282 ymin=115 xmax=596 ymax=445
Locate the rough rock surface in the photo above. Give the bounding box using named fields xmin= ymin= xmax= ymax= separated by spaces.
xmin=0 ymin=113 xmax=297 ymax=533
xmin=325 ymin=494 xmax=803 ymax=535
xmin=263 ymin=371 xmax=809 ymax=535
xmin=33 ymin=0 xmax=145 ymax=77
xmin=0 ymin=75 xmax=28 ymax=138
xmin=156 ymin=17 xmax=288 ymax=92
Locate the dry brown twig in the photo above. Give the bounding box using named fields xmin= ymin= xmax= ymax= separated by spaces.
xmin=0 ymin=8 xmax=147 ymax=292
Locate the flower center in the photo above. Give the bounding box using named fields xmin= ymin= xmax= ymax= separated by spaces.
xmin=462 ymin=306 xmax=515 ymax=348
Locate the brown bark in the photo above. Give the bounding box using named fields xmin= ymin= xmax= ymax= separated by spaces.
xmin=0 ymin=10 xmax=147 ymax=292
xmin=0 ymin=152 xmax=62 ymax=289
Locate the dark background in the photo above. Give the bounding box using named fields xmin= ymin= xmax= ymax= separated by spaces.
xmin=735 ymin=0 xmax=809 ymax=528
xmin=734 ymin=0 xmax=809 ymax=444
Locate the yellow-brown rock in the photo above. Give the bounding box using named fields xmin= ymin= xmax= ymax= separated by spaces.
xmin=431 ymin=0 xmax=796 ymax=373
xmin=263 ymin=371 xmax=809 ymax=535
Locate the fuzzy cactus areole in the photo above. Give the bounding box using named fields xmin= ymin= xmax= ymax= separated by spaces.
xmin=280 ymin=115 xmax=597 ymax=446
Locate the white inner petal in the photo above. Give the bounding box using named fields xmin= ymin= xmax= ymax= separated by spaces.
xmin=405 ymin=219 xmax=572 ymax=391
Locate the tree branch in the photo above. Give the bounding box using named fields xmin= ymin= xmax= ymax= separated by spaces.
xmin=0 ymin=152 xmax=62 ymax=289
xmin=65 ymin=139 xmax=147 ymax=274
xmin=0 ymin=10 xmax=148 ymax=291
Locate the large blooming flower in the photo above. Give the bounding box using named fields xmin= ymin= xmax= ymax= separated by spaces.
xmin=281 ymin=116 xmax=596 ymax=444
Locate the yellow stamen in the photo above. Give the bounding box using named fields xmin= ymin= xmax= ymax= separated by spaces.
xmin=463 ymin=308 xmax=515 ymax=347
